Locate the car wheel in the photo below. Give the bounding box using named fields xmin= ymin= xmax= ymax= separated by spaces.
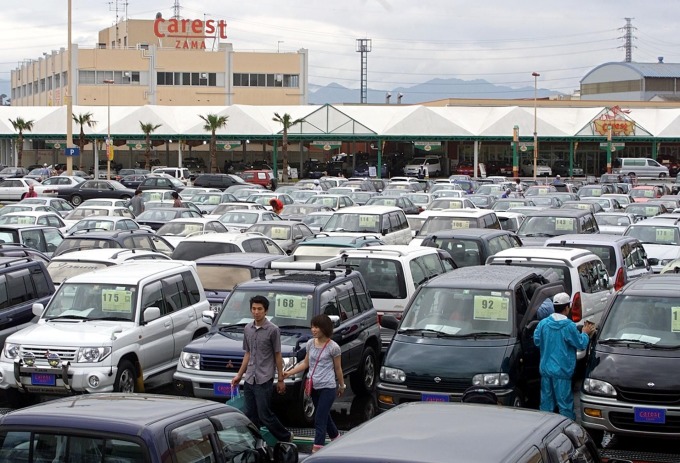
xmin=627 ymin=172 xmax=636 ymax=178
xmin=512 ymin=388 xmax=525 ymax=408
xmin=287 ymin=375 xmax=315 ymax=426
xmin=659 ymin=173 xmax=667 ymax=178
xmin=70 ymin=194 xmax=83 ymax=206
xmin=350 ymin=346 xmax=377 ymax=394
xmin=114 ymin=360 xmax=138 ymax=393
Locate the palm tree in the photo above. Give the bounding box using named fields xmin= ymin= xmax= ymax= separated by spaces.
xmin=199 ymin=114 xmax=228 ymax=173
xmin=139 ymin=122 xmax=162 ymax=170
xmin=8 ymin=117 xmax=34 ymax=167
xmin=272 ymin=112 xmax=304 ymax=182
xmin=72 ymin=112 xmax=97 ymax=169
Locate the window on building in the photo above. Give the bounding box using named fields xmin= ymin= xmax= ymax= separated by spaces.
xmin=54 ymin=73 xmax=61 ymax=88
xmin=283 ymin=74 xmax=299 ymax=88
xmin=40 ymin=78 xmax=45 ymax=92
xmin=62 ymin=71 xmax=68 ymax=87
xmin=646 ymin=77 xmax=675 ymax=92
xmin=97 ymin=70 xmax=114 ymax=84
xmin=47 ymin=76 xmax=53 ymax=90
xmin=78 ymin=71 xmax=95 ymax=85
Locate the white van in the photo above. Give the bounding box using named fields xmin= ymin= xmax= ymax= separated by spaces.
xmin=404 ymin=156 xmax=441 ymax=177
xmin=613 ymin=158 xmax=669 ymax=178
xmin=152 ymin=167 xmax=192 ymax=185
xmin=321 ymin=205 xmax=412 ymax=244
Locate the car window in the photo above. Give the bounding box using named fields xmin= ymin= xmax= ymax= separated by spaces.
xmin=162 ymin=274 xmax=190 ymax=313
xmin=6 ymin=269 xmax=38 ymax=306
xmin=409 ymin=259 xmax=428 ymax=288
xmin=263 ymin=239 xmax=285 ymax=255
xmin=335 ymin=280 xmax=359 ymax=319
xmin=141 ymin=280 xmax=168 ymax=316
xmin=624 ymin=243 xmax=647 ymax=271
xmin=169 ymin=418 xmax=218 ymax=463
xmin=123 ymin=235 xmax=153 ymax=251
xmin=414 ymin=254 xmax=445 ymax=280
xmin=577 ymin=260 xmax=609 ymax=294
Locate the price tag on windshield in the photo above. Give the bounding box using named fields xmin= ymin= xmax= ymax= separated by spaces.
xmin=576 ymin=204 xmax=590 ymax=210
xmin=270 ymin=226 xmax=288 ymax=240
xmin=555 ymin=218 xmax=574 ymax=231
xmin=450 ymin=220 xmax=470 ymax=229
xmin=17 ymin=217 xmax=34 ymax=224
xmin=656 ymin=228 xmax=675 ymax=243
xmin=538 ymin=188 xmax=548 ymax=194
xmin=275 ymin=295 xmax=309 ymax=320
xmin=509 ymin=202 xmax=524 ymax=207
xmin=207 ymin=196 xmax=220 ymax=204
xmin=473 ymin=296 xmax=509 ymax=321
xmin=646 ymin=207 xmax=658 ymax=216
xmin=149 ymin=193 xmax=161 ymax=201
xmin=184 ymin=224 xmax=202 ymax=234
xmin=448 ymin=201 xmax=462 ymax=209
xmin=672 ymin=307 xmax=680 ymax=333
xmin=102 ymin=289 xmax=133 ymax=312
xmin=359 ymin=215 xmax=378 ymax=227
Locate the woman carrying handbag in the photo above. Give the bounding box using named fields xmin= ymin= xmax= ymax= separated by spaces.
xmin=284 ymin=314 xmax=345 ymax=453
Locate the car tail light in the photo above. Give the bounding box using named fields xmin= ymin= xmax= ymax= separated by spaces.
xmin=571 ymin=292 xmax=582 ymax=323
xmin=614 ymin=267 xmax=625 ymax=291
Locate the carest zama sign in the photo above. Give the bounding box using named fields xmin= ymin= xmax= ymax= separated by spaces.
xmin=153 ymin=17 xmax=228 ymax=49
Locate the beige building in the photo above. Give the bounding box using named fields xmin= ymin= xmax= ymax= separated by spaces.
xmin=11 ymin=17 xmax=309 ymax=107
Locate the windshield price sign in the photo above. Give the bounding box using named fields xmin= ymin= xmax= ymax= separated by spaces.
xmin=275 ymin=295 xmax=309 ymax=320
xmin=473 ymin=296 xmax=509 ymax=321
xmin=672 ymin=307 xmax=680 ymax=333
xmin=102 ymin=289 xmax=133 ymax=312
xmin=555 ymin=218 xmax=574 ymax=231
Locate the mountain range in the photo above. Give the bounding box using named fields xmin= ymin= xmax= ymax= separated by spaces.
xmin=309 ymin=77 xmax=562 ymax=105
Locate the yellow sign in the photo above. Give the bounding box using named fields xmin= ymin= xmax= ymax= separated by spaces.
xmin=101 ymin=289 xmax=133 ymax=312
xmin=656 ymin=228 xmax=675 ymax=243
xmin=275 ymin=295 xmax=309 ymax=320
xmin=473 ymin=296 xmax=509 ymax=321
xmin=107 ymin=145 xmax=114 ymax=161
xmin=451 ymin=220 xmax=470 ymax=229
xmin=359 ymin=215 xmax=378 ymax=227
xmin=555 ymin=218 xmax=574 ymax=231
xmin=646 ymin=207 xmax=659 ymax=216
xmin=593 ymin=119 xmax=635 ymax=136
xmin=17 ymin=217 xmax=34 ymax=224
xmin=149 ymin=193 xmax=162 ymax=201
xmin=672 ymin=307 xmax=680 ymax=333
xmin=270 ymin=226 xmax=289 ymax=240
xmin=448 ymin=201 xmax=462 ymax=209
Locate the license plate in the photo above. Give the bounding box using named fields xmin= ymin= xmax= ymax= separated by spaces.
xmin=421 ymin=393 xmax=449 ymax=403
xmin=634 ymin=407 xmax=666 ymax=424
xmin=213 ymin=383 xmax=236 ymax=397
xmin=31 ymin=373 xmax=56 ymax=386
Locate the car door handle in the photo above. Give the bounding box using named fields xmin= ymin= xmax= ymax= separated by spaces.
xmin=164 ymin=321 xmax=172 ymax=328
xmin=600 ymin=297 xmax=609 ymax=302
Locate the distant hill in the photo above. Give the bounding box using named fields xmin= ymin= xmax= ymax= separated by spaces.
xmin=309 ymin=77 xmax=561 ymax=105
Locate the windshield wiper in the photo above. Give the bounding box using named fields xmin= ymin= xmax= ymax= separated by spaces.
xmin=219 ymin=323 xmax=248 ymax=332
xmin=93 ymin=316 xmax=132 ymax=322
xmin=46 ymin=315 xmax=90 ymax=321
xmin=523 ymin=233 xmax=555 ymax=237
xmin=600 ymin=338 xmax=679 ymax=349
xmin=277 ymin=324 xmax=309 ymax=329
xmin=397 ymin=328 xmax=444 ymax=336
xmin=452 ymin=331 xmax=509 ymax=339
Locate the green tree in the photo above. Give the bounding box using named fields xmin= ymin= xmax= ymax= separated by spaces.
xmin=272 ymin=112 xmax=304 ymax=182
xmin=139 ymin=122 xmax=162 ymax=171
xmin=72 ymin=112 xmax=97 ymax=169
xmin=8 ymin=117 xmax=34 ymax=167
xmin=199 ymin=114 xmax=228 ymax=173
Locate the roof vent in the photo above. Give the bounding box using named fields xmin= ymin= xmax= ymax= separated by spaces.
xmin=658 ymin=56 xmax=664 ymax=63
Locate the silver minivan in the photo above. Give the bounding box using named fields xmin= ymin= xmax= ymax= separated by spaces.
xmin=321 ymin=205 xmax=412 ymax=244
xmin=613 ymin=157 xmax=669 ymax=178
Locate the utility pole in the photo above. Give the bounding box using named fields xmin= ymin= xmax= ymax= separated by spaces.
xmin=356 ymin=39 xmax=372 ymax=104
xmin=619 ymin=18 xmax=636 ymax=63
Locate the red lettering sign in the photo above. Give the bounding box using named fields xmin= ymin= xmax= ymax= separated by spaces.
xmin=153 ymin=17 xmax=228 ymax=40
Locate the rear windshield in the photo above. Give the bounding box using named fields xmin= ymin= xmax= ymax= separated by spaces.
xmin=344 ymin=257 xmax=406 ymax=299
xmin=488 ymin=261 xmax=573 ymax=295
xmin=172 ymin=242 xmax=240 ymax=260
xmin=195 ymin=265 xmax=253 ymax=291
xmin=420 ymin=216 xmax=478 ymax=235
xmin=547 ymin=244 xmax=616 ymax=276
xmin=47 ymin=261 xmax=109 ymax=285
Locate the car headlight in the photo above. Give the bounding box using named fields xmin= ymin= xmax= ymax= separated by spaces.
xmin=380 ymin=366 xmax=405 ymax=383
xmin=583 ymin=378 xmax=617 ymax=397
xmin=282 ymin=356 xmax=298 ymax=372
xmin=180 ymin=351 xmax=201 ymax=370
xmin=472 ymin=373 xmax=510 ymax=387
xmin=3 ymin=343 xmax=20 ymax=360
xmin=77 ymin=347 xmax=112 ymax=363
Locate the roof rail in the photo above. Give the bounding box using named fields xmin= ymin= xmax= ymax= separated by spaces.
xmin=268 ymin=255 xmax=345 ymax=272
xmin=1 ymin=257 xmax=33 ymax=267
xmin=342 ymin=247 xmax=407 ymax=257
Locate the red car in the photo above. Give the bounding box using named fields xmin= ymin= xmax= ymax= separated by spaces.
xmin=241 ymin=169 xmax=277 ymax=190
xmin=454 ymin=162 xmax=485 ymax=177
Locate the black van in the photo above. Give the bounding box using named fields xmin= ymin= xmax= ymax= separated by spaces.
xmin=580 ymin=273 xmax=680 ymax=442
xmin=378 ymin=266 xmax=563 ymax=410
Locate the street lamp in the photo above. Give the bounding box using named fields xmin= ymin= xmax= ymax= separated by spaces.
xmin=532 ymin=72 xmax=540 ymax=182
xmin=104 ymin=79 xmax=114 ymax=180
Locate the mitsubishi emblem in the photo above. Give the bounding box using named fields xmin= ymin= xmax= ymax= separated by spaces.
xmin=226 ymin=360 xmax=234 ymax=369
xmin=44 ymin=350 xmax=51 ymax=359
xmin=647 ymin=382 xmax=655 ymax=388
xmin=434 ymin=377 xmax=441 ymax=383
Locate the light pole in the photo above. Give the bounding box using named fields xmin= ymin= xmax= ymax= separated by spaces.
xmin=104 ymin=79 xmax=114 ymax=180
xmin=532 ymin=72 xmax=540 ymax=182
xmin=66 ymin=0 xmax=73 ymax=175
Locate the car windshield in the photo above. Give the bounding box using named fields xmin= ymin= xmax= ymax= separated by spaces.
xmin=47 ymin=261 xmax=110 ymax=285
xmin=307 ymin=196 xmax=339 ymax=208
xmin=248 ymin=224 xmax=291 ymax=240
xmin=420 ymin=216 xmax=476 ymax=234
xmin=625 ymin=205 xmax=661 ymax=217
xmin=407 ymin=216 xmax=425 ymax=232
xmin=137 ymin=210 xmax=178 ymax=222
xmin=218 ymin=289 xmax=313 ymax=328
xmin=192 ymin=194 xmax=223 ymax=205
xmin=0 ymin=206 xmax=32 ymax=215
xmin=283 ymin=205 xmax=313 ymax=215
xmin=291 ymin=190 xmax=317 ymax=202
xmin=196 ymin=265 xmax=254 ymax=291
xmin=429 ymin=199 xmax=465 ymax=210
xmin=70 ymin=219 xmax=117 ymax=232
xmin=157 ymin=222 xmax=205 ymax=237
xmin=476 ymin=185 xmax=502 ymax=195
xmin=400 ymin=287 xmax=514 ymax=336
xmin=366 ymin=198 xmax=399 ymax=207
xmin=218 ymin=212 xmax=258 ymax=225
xmin=323 ymin=213 xmax=380 ymax=233
xmin=467 ymin=196 xmax=491 ymax=207
xmin=344 ymin=257 xmax=406 ymax=299
xmin=630 ymin=189 xmax=656 ymax=198
xmin=66 ymin=208 xmax=110 ymax=220
xmin=625 ymin=225 xmax=679 ymax=245
xmin=43 ymin=283 xmax=137 ymax=322
xmin=141 ymin=191 xmax=170 ymax=202
xmin=494 ymin=200 xmax=529 ymax=211
xmin=598 ymin=295 xmax=680 ymax=348
xmin=404 ymin=194 xmax=429 ymax=205
xmin=595 ymin=214 xmax=631 ymax=227
xmin=302 ymin=214 xmax=332 ymax=228
xmin=172 ymin=242 xmax=240 ymax=260
xmin=518 ymin=216 xmax=577 ymax=237
xmin=530 ymin=197 xmax=555 ymax=207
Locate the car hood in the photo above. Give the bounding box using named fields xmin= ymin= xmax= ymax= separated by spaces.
xmin=384 ymin=335 xmax=514 ymax=378
xmin=518 ymin=235 xmax=552 ymax=246
xmin=9 ymin=319 xmax=135 ymax=346
xmin=183 ymin=328 xmax=310 ymax=355
xmin=589 ymin=349 xmax=680 ymax=390
xmin=640 ymin=243 xmax=680 ymax=260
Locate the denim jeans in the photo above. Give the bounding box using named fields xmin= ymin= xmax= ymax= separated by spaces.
xmin=243 ymin=380 xmax=291 ymax=442
xmin=311 ymin=387 xmax=339 ymax=446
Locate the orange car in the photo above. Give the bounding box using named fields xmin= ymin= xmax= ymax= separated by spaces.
xmin=629 ymin=185 xmax=664 ymax=202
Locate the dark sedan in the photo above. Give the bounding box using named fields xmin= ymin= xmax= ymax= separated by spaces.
xmin=119 ymin=174 xmax=148 ymax=189
xmin=135 ymin=207 xmax=203 ymax=231
xmin=56 ymin=179 xmax=136 ymax=206
xmin=365 ymin=196 xmax=422 ymax=214
xmin=138 ymin=175 xmax=186 ymax=192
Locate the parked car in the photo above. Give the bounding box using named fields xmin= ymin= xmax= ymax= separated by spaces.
xmin=18 ymin=197 xmax=75 ymax=217
xmin=623 ymin=219 xmax=680 ymax=273
xmin=171 ymin=232 xmax=285 ymax=260
xmin=594 ymin=212 xmax=638 ymax=235
xmin=193 ymin=173 xmax=247 ymax=190
xmin=516 ymin=209 xmax=599 ymax=246
xmin=241 ymin=169 xmax=277 ymax=190
xmin=0 ymin=225 xmax=63 ymax=257
xmin=0 ymin=167 xmax=29 ymax=179
xmin=56 ymin=179 xmax=136 ymax=206
xmin=420 ymin=228 xmax=522 ymax=268
xmin=134 ymin=207 xmax=203 ymax=231
xmin=553 ymin=160 xmax=585 ymax=177
xmin=246 ymin=220 xmax=314 ymax=254
xmin=53 ymin=228 xmax=174 ymax=258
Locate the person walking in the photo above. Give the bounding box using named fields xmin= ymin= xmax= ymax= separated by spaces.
xmin=515 ymin=178 xmax=523 ymax=197
xmin=552 ymin=174 xmax=562 ymax=185
xmin=171 ymin=191 xmax=183 ymax=208
xmin=283 ymin=314 xmax=345 ymax=453
xmin=312 ymin=179 xmax=323 ymax=191
xmin=533 ymin=292 xmax=595 ymax=420
xmin=129 ymin=189 xmax=144 ymax=216
xmin=231 ymin=295 xmax=292 ymax=442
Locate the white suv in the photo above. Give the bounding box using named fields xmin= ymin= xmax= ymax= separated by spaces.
xmin=341 ymin=245 xmax=453 ymax=350
xmin=404 ymin=156 xmax=441 ymax=177
xmin=0 ymin=261 xmax=210 ymax=407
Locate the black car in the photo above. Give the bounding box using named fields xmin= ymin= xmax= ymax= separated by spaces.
xmin=0 ymin=256 xmax=54 ymax=347
xmin=134 ymin=207 xmax=203 ymax=231
xmin=580 ymin=273 xmax=680 ymax=442
xmin=174 ymin=256 xmax=381 ymax=425
xmin=0 ymin=167 xmax=29 ymax=179
xmin=56 ymin=179 xmax=136 ymax=206
xmin=138 ymin=175 xmax=186 ymax=192
xmin=53 ymin=228 xmax=175 ymax=257
xmin=420 ymin=228 xmax=523 ymax=267
xmin=0 ymin=393 xmax=298 ymax=463
xmin=194 ymin=173 xmax=246 ymax=190
xmin=195 ymin=252 xmax=287 ymax=310
xmin=119 ymin=173 xmax=148 ymax=189
xmin=378 ymin=266 xmax=564 ymax=410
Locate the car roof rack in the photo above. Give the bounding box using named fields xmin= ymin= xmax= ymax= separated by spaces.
xmin=268 ymin=255 xmax=345 ymax=272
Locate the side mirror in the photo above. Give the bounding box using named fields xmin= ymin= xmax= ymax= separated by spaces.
xmin=143 ymin=306 xmax=161 ymax=323
xmin=381 ymin=315 xmax=399 ymax=331
xmin=328 ymin=315 xmax=341 ymax=327
xmin=202 ymin=310 xmax=216 ymax=324
xmin=648 ymin=257 xmax=659 ymax=266
xmin=32 ymin=303 xmax=44 ymax=317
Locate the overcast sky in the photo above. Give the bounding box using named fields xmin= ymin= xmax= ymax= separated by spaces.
xmin=2 ymin=0 xmax=678 ymax=96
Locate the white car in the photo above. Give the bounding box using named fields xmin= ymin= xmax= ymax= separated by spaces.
xmin=38 ymin=175 xmax=86 ymax=197
xmin=404 ymin=156 xmax=441 ymax=177
xmin=217 ymin=209 xmax=282 ymax=232
xmin=0 ymin=178 xmax=47 ymax=201
xmin=66 ymin=216 xmax=143 ymax=235
xmin=156 ymin=218 xmax=229 ymax=247
xmin=63 ymin=206 xmax=136 ymax=229
xmin=521 ymin=159 xmax=552 ymax=177
xmin=171 ymin=232 xmax=286 ymax=260
xmin=623 ymin=219 xmax=680 ymax=273
xmin=0 ymin=211 xmax=69 ymax=234
xmin=18 ymin=197 xmax=75 ymax=217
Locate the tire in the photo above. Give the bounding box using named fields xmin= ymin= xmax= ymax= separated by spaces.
xmin=114 ymin=360 xmax=138 ymax=393
xmin=350 ymin=346 xmax=377 ymax=394
xmin=627 ymin=172 xmax=636 ymax=178
xmin=286 ymin=376 xmax=315 ymax=426
xmin=659 ymin=173 xmax=667 ymax=178
xmin=70 ymin=194 xmax=83 ymax=206
xmin=512 ymin=388 xmax=525 ymax=408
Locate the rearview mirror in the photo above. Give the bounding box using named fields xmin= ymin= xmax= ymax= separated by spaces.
xmin=328 ymin=315 xmax=340 ymax=327
xmin=648 ymin=258 xmax=659 ymax=265
xmin=202 ymin=310 xmax=216 ymax=325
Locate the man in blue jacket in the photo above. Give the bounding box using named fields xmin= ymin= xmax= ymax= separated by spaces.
xmin=533 ymin=292 xmax=595 ymax=419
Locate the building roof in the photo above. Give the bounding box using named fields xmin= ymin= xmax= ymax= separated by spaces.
xmin=619 ymin=62 xmax=680 ymax=79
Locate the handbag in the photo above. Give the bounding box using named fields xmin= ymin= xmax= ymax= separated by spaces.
xmin=304 ymin=340 xmax=329 ymax=397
